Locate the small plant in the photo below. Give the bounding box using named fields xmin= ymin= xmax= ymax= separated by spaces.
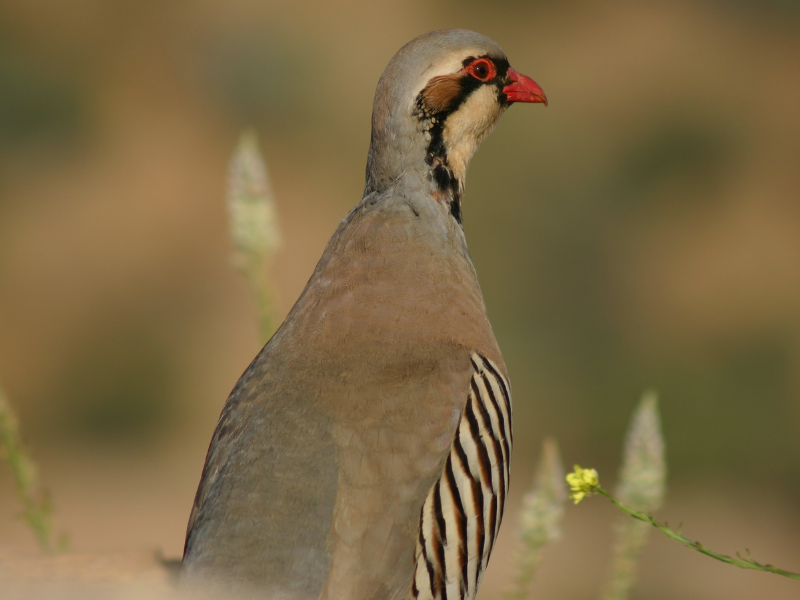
xmin=510 ymin=392 xmax=799 ymax=599
xmin=0 ymin=385 xmax=67 ymax=553
xmin=568 ymin=465 xmax=800 ymax=583
xmin=227 ymin=130 xmax=282 ymax=344
xmin=602 ymin=391 xmax=666 ymax=600
xmin=506 ymin=438 xmax=568 ymax=600
xmin=567 ymin=465 xmax=800 ymax=580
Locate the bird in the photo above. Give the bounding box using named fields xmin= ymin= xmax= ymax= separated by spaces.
xmin=182 ymin=29 xmax=546 ymax=600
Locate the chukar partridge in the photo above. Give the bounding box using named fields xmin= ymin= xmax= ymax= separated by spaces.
xmin=182 ymin=29 xmax=546 ymax=600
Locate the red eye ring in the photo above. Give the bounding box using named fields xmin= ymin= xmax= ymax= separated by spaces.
xmin=466 ymin=58 xmax=496 ymax=82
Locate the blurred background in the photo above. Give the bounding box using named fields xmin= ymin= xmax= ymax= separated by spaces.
xmin=1 ymin=0 xmax=799 ymax=598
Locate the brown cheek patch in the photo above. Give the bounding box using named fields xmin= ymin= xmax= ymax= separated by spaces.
xmin=421 ymin=74 xmax=463 ymax=115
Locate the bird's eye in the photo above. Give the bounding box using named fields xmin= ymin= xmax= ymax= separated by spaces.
xmin=466 ymin=58 xmax=496 ymax=82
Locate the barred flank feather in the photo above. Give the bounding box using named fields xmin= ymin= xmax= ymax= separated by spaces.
xmin=413 ymin=354 xmax=512 ymax=600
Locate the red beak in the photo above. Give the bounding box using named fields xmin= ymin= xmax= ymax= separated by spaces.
xmin=503 ymin=68 xmax=548 ymax=106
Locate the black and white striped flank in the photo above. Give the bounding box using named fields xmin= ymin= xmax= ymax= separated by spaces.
xmin=412 ymin=353 xmax=512 ymax=600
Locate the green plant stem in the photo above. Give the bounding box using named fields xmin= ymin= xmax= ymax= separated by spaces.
xmin=597 ymin=487 xmax=800 ymax=582
xmin=603 ymin=517 xmax=650 ymax=600
xmin=0 ymin=388 xmax=55 ymax=552
xmin=243 ymin=258 xmax=277 ymax=345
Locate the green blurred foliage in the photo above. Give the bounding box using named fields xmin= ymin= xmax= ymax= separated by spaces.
xmin=54 ymin=322 xmax=176 ymax=444
xmin=0 ymin=53 xmax=83 ymax=152
xmin=196 ymin=29 xmax=321 ymax=132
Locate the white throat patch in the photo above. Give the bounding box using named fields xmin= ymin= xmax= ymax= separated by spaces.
xmin=441 ymin=85 xmax=505 ymax=184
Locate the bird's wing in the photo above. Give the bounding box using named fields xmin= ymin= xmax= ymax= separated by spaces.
xmin=410 ymin=352 xmax=512 ymax=600
xmin=317 ymin=349 xmax=512 ymax=600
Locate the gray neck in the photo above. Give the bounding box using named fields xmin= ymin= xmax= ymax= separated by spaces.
xmin=364 ymin=93 xmax=463 ymax=222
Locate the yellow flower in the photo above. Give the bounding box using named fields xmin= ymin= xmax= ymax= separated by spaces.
xmin=566 ymin=465 xmax=600 ymax=504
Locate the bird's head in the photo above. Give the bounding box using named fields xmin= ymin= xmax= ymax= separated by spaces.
xmin=365 ymin=29 xmax=546 ymax=222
